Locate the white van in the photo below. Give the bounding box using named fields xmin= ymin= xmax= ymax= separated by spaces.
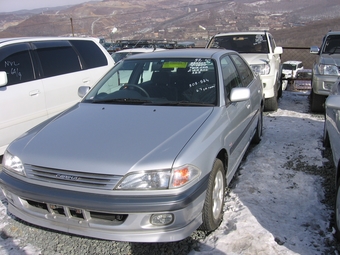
xmin=0 ymin=37 xmax=114 ymax=155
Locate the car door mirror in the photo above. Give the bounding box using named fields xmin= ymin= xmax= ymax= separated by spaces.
xmin=310 ymin=46 xmax=320 ymax=54
xmin=78 ymin=86 xmax=91 ymax=98
xmin=0 ymin=71 xmax=8 ymax=87
xmin=230 ymin=87 xmax=250 ymax=103
xmin=326 ymin=95 xmax=340 ymax=110
xmin=274 ymin=46 xmax=283 ymax=55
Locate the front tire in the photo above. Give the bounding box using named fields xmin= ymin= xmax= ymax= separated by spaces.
xmin=264 ymin=95 xmax=278 ymax=111
xmin=200 ymin=158 xmax=226 ymax=232
xmin=310 ymin=89 xmax=325 ymax=113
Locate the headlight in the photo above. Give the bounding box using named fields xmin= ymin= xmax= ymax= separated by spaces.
xmin=116 ymin=170 xmax=171 ymax=190
xmin=3 ymin=151 xmax=25 ymax=176
xmin=116 ymin=165 xmax=201 ymax=190
xmin=318 ymin=64 xmax=339 ymax=75
xmin=250 ymin=64 xmax=270 ymax=75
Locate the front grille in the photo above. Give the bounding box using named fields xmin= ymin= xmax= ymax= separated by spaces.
xmin=25 ymin=165 xmax=122 ymax=190
xmin=26 ymin=199 xmax=127 ymax=224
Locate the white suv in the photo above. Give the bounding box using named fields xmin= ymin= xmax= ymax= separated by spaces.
xmin=0 ymin=37 xmax=115 ymax=155
xmin=206 ymin=31 xmax=283 ymax=111
xmin=281 ymin=60 xmax=304 ymax=90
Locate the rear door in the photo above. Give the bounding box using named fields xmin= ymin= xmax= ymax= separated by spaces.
xmin=0 ymin=43 xmax=46 ymax=154
xmin=33 ymin=39 xmax=114 ymax=118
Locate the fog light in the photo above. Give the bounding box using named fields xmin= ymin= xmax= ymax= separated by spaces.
xmin=150 ymin=213 xmax=174 ymax=226
xmin=324 ymin=82 xmax=334 ymax=90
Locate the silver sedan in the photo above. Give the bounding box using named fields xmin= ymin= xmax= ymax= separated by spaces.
xmin=324 ymin=79 xmax=340 ymax=240
xmin=1 ymin=49 xmax=264 ymax=242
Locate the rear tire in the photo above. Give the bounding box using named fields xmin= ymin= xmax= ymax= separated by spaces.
xmin=252 ymin=106 xmax=263 ymax=144
xmin=335 ymin=177 xmax=340 ymax=241
xmin=200 ymin=158 xmax=225 ymax=232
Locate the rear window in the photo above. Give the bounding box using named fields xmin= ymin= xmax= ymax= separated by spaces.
xmin=71 ymin=40 xmax=108 ymax=69
xmin=208 ymin=34 xmax=269 ymax=54
xmin=33 ymin=41 xmax=81 ymax=78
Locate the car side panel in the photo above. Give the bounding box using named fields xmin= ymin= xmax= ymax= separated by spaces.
xmin=0 ymin=79 xmax=46 ymax=155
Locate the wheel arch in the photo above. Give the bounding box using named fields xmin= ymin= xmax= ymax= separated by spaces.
xmin=216 ymin=149 xmax=228 ymax=177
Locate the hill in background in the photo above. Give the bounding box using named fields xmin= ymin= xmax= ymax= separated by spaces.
xmin=0 ymin=0 xmax=340 ymax=47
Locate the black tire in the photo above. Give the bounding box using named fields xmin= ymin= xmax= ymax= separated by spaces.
xmin=323 ymin=119 xmax=330 ymax=148
xmin=264 ymin=95 xmax=278 ymax=111
xmin=252 ymin=106 xmax=263 ymax=144
xmin=310 ymin=90 xmax=325 ymax=113
xmin=335 ymin=177 xmax=340 ymax=241
xmin=200 ymin=158 xmax=226 ymax=232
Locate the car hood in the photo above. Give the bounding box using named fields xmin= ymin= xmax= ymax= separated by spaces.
xmin=10 ymin=103 xmax=213 ymax=175
xmin=240 ymin=53 xmax=269 ymax=65
xmin=320 ymin=54 xmax=340 ymax=66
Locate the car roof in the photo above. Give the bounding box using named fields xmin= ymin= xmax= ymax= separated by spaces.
xmin=212 ymin=31 xmax=270 ymax=37
xmin=283 ymin=60 xmax=302 ymax=65
xmin=125 ymin=48 xmax=235 ymax=60
xmin=0 ymin=36 xmax=99 ymax=46
xmin=326 ymin=31 xmax=340 ymax=36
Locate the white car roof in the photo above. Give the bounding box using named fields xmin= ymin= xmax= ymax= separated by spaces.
xmin=283 ymin=60 xmax=302 ymax=65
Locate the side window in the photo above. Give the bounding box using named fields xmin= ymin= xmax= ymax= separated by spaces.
xmin=220 ymin=55 xmax=241 ymax=102
xmin=70 ymin=40 xmax=108 ymax=69
xmin=0 ymin=43 xmax=35 ymax=85
xmin=230 ymin=54 xmax=254 ymax=86
xmin=33 ymin=41 xmax=81 ymax=78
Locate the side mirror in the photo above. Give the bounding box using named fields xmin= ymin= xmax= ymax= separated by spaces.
xmin=325 ymin=95 xmax=340 ymax=110
xmin=0 ymin=71 xmax=8 ymax=87
xmin=230 ymin=87 xmax=250 ymax=103
xmin=310 ymin=46 xmax=320 ymax=54
xmin=274 ymin=46 xmax=283 ymax=55
xmin=78 ymin=86 xmax=91 ymax=98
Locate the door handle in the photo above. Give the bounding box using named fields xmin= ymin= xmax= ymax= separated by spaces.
xmin=83 ymin=78 xmax=90 ymax=84
xmin=29 ymin=90 xmax=40 ymax=96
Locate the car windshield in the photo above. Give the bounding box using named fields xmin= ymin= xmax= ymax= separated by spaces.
xmin=209 ymin=34 xmax=269 ymax=53
xmin=323 ymin=35 xmax=340 ymax=54
xmin=296 ymin=70 xmax=312 ymax=79
xmin=282 ymin=64 xmax=296 ymax=70
xmin=83 ymin=57 xmax=217 ymax=106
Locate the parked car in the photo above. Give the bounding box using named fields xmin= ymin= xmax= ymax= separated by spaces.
xmin=111 ymin=47 xmax=166 ymax=64
xmin=293 ymin=69 xmax=312 ymax=90
xmin=323 ymin=79 xmax=340 ymax=240
xmin=281 ymin=60 xmax=304 ymax=90
xmin=0 ymin=49 xmax=264 ymax=243
xmin=310 ymin=31 xmax=340 ymax=112
xmin=206 ymin=31 xmax=283 ymax=111
xmin=0 ymin=37 xmax=115 ymax=155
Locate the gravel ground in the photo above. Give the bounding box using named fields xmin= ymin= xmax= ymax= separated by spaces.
xmin=0 ymin=92 xmax=339 ymax=255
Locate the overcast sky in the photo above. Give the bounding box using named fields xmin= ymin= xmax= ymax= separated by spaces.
xmin=1 ymin=0 xmax=100 ymax=13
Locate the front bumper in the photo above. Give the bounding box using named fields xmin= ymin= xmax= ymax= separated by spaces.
xmin=0 ymin=171 xmax=208 ymax=242
xmin=312 ymin=73 xmax=339 ymax=96
xmin=260 ymin=73 xmax=277 ymax=98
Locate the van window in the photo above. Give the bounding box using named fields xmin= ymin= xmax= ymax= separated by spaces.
xmin=33 ymin=41 xmax=81 ymax=78
xmin=71 ymin=40 xmax=108 ymax=69
xmin=0 ymin=43 xmax=35 ymax=85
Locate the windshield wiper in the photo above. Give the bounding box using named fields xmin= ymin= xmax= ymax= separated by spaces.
xmin=92 ymin=98 xmax=152 ymax=104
